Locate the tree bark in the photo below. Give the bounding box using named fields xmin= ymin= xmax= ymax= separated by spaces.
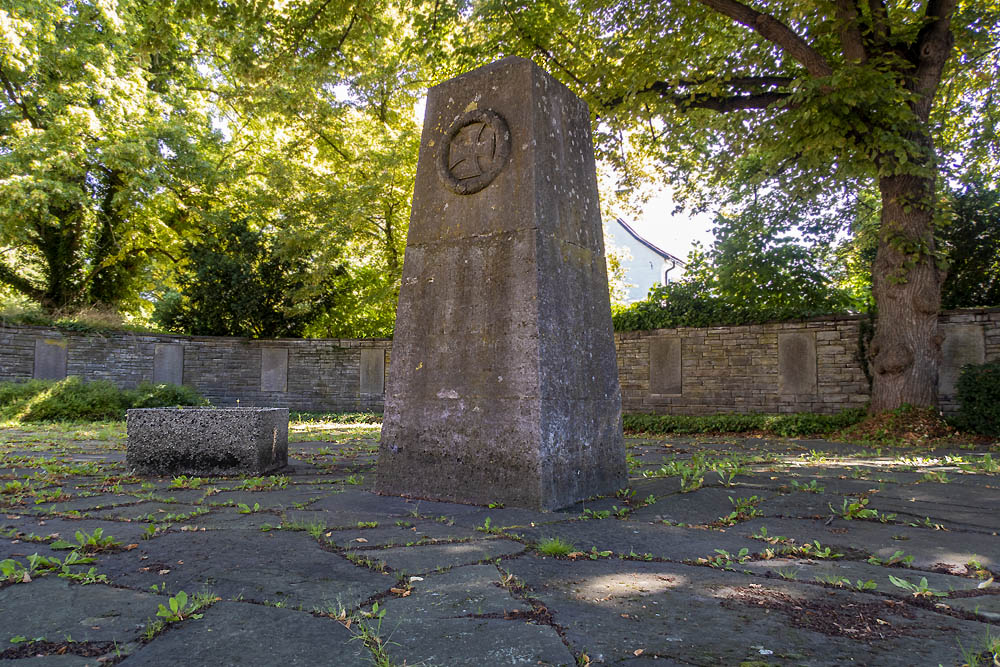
xmin=868 ymin=168 xmax=943 ymax=412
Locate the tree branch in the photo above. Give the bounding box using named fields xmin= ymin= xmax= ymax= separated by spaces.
xmin=604 ymin=79 xmax=791 ymax=112
xmin=834 ymin=0 xmax=868 ymax=63
xmin=910 ymin=0 xmax=957 ymax=121
xmin=0 ymin=67 xmax=43 ymax=130
xmin=866 ymin=0 xmax=890 ymax=45
xmin=0 ymin=260 xmax=45 ymax=302
xmin=695 ymin=0 xmax=834 ymax=77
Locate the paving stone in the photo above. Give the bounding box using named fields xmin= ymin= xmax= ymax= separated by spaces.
xmin=2 ymin=515 xmax=150 ymax=547
xmin=382 ymin=563 xmax=522 ymax=618
xmin=380 ymin=565 xmax=574 ymax=666
xmin=504 ymin=555 xmax=990 ymax=666
xmin=316 ymin=519 xmax=483 ymax=549
xmin=628 ymin=486 xmax=777 ymax=524
xmin=88 ymin=502 xmax=202 ymax=522
xmin=349 ymin=538 xmax=527 ymax=574
xmin=512 ymin=520 xmax=760 ymax=563
xmin=741 ymin=556 xmax=984 ymax=597
xmin=0 ymin=578 xmax=156 ymax=644
xmin=96 ymin=529 xmax=392 ymax=609
xmin=121 ymin=601 xmax=367 ymax=665
xmin=737 ymin=517 xmax=1000 ymax=573
xmin=384 ymin=616 xmax=574 ymax=666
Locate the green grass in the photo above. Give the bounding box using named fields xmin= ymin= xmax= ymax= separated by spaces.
xmin=537 ymin=537 xmax=575 ymax=557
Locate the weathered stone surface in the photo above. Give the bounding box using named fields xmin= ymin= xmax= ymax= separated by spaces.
xmin=940 ymin=323 xmax=985 ymax=395
xmin=649 ymin=337 xmax=682 ymax=395
xmin=377 ymin=56 xmax=625 ymax=510
xmin=359 ymin=348 xmax=385 ymax=395
xmin=122 ymin=602 xmax=368 ymax=666
xmin=152 ymin=343 xmax=183 ymax=385
xmin=778 ymin=331 xmax=817 ymax=394
xmin=0 ymin=578 xmax=156 ymax=644
xmin=33 ymin=338 xmax=67 ymax=380
xmin=125 ymin=407 xmax=289 ymax=476
xmin=260 ymin=347 xmax=288 ymax=392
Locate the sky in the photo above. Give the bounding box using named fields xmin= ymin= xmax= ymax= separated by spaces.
xmin=621 ymin=189 xmax=716 ymax=261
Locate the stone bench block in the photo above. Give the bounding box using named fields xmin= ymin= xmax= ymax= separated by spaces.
xmin=126 ymin=408 xmax=289 ymax=476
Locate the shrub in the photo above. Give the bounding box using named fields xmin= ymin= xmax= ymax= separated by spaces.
xmin=0 ymin=378 xmax=208 ymax=422
xmin=953 ymin=362 xmax=1000 ymax=436
xmin=129 ymin=382 xmax=209 ymax=409
xmin=622 ymin=409 xmax=865 ymax=437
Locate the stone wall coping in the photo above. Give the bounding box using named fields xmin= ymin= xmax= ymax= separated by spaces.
xmin=0 ymin=322 xmax=392 ymax=345
xmin=613 ymin=306 xmax=1000 ymax=339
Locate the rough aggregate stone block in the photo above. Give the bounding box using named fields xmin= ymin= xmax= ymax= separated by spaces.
xmin=377 ymin=57 xmax=625 ymax=510
xmin=126 ymin=407 xmax=289 ymax=476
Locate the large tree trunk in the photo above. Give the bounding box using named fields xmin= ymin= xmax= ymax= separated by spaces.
xmin=868 ymin=170 xmax=944 ymax=413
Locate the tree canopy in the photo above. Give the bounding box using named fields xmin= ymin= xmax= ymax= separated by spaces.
xmin=450 ymin=0 xmax=999 ymax=411
xmin=3 ymin=0 xmax=998 ymax=412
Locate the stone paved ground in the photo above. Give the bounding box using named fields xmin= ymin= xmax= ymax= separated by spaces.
xmin=2 ymin=420 xmax=999 ymax=666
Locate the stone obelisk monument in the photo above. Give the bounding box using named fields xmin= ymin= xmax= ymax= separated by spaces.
xmin=376 ymin=57 xmax=625 ymax=510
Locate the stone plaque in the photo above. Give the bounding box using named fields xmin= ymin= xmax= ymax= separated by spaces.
xmin=778 ymin=332 xmax=817 ymax=394
xmin=153 ymin=344 xmax=184 ymax=386
xmin=649 ymin=337 xmax=682 ymax=395
xmin=33 ymin=338 xmax=68 ymax=380
xmin=939 ymin=324 xmax=985 ymax=396
xmin=377 ymin=57 xmax=626 ymax=510
xmin=260 ymin=348 xmax=289 ymax=392
xmin=360 ymin=349 xmax=385 ymax=395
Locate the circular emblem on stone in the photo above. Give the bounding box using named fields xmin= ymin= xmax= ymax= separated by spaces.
xmin=436 ymin=109 xmax=511 ymax=195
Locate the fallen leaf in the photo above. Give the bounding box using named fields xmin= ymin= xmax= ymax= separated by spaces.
xmin=354 ymin=538 xmax=368 ymax=543
xmin=978 ymin=577 xmax=993 ymax=589
xmin=634 ymin=649 xmax=644 ymax=656
xmin=124 ymin=544 xmax=138 ymax=550
xmin=158 ymin=569 xmax=170 ymax=575
xmin=21 ymin=572 xmax=31 ymax=583
xmin=325 ymin=532 xmax=332 ymax=537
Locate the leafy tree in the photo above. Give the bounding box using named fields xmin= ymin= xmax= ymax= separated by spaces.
xmin=612 ymin=203 xmax=856 ymax=330
xmin=154 ymin=216 xmax=342 ymax=338
xmin=940 ymin=177 xmax=1000 ymax=309
xmin=0 ymin=0 xmax=209 ymax=312
xmin=457 ymin=0 xmax=999 ymax=412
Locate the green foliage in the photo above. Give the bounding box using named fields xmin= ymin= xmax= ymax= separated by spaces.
xmin=940 ymin=178 xmax=1000 ymax=309
xmin=613 ymin=206 xmax=861 ymax=333
xmin=156 ymin=591 xmax=209 ymax=622
xmin=622 ymin=409 xmax=865 ymax=437
xmin=50 ymin=528 xmax=120 ymax=553
xmin=953 ymin=362 xmax=1000 ymax=436
xmin=537 ymin=537 xmax=575 ymax=557
xmin=153 ymin=216 xmax=342 ymax=338
xmin=887 ymin=575 xmax=947 ymax=598
xmin=0 ymin=378 xmax=207 ymax=422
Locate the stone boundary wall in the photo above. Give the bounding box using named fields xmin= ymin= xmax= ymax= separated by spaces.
xmin=1 ymin=307 xmax=997 ymax=415
xmin=0 ymin=324 xmax=391 ymax=413
xmin=615 ymin=308 xmax=1000 ymax=416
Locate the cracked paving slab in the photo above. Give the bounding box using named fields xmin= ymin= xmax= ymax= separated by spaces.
xmin=121 ymin=601 xmax=368 ymax=665
xmin=95 ymin=529 xmax=392 ymax=609
xmin=503 ymin=555 xmax=990 ymax=666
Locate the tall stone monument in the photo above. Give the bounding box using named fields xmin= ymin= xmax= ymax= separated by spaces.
xmin=376 ymin=57 xmax=625 ymax=510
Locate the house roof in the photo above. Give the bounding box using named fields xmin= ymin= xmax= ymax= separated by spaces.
xmin=612 ymin=218 xmax=687 ymax=266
